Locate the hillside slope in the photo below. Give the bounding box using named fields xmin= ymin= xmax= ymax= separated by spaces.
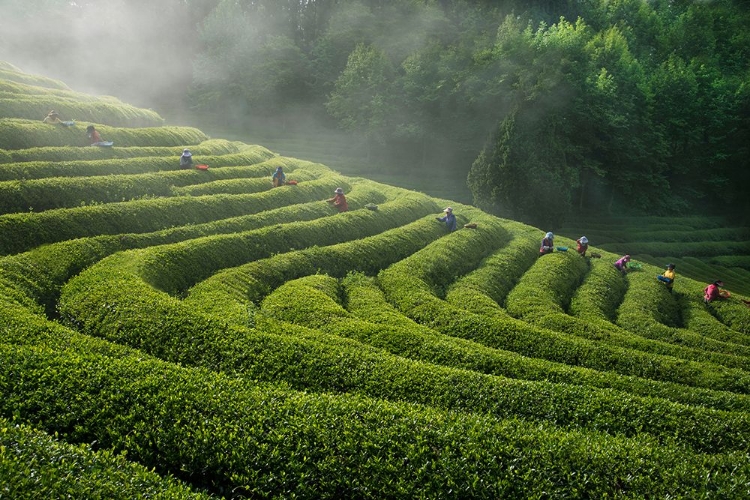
xmin=2 ymin=64 xmax=750 ymax=499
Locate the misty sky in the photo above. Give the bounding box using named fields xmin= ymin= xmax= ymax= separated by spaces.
xmin=0 ymin=0 xmax=197 ymax=112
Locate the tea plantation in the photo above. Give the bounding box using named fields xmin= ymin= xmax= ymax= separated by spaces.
xmin=2 ymin=62 xmax=750 ymax=498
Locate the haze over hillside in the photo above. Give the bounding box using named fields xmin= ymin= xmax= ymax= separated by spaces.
xmin=2 ymin=0 xmax=748 ymax=228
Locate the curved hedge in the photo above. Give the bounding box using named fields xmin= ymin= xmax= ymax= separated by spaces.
xmin=0 ymin=165 xmax=345 ymax=255
xmin=0 ymin=69 xmax=70 ymax=90
xmin=0 ymin=157 xmax=315 ymax=214
xmin=0 ymin=119 xmax=208 ymax=150
xmin=0 ymin=138 xmax=251 ymax=164
xmin=346 ymin=272 xmax=750 ymax=412
xmin=258 ymin=274 xmax=750 ymax=453
xmin=377 ymin=228 xmax=750 ymax=394
xmin=0 ymin=417 xmax=208 ymax=499
xmin=3 ymin=341 xmax=746 ymax=498
xmin=0 ymin=96 xmax=164 ymax=127
xmin=0 ymin=147 xmax=276 ymax=181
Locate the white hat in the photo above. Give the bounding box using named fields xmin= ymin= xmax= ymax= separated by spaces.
xmin=546 ymin=232 xmax=554 ymax=239
xmin=580 ymin=236 xmax=588 ymax=244
xmin=335 ymin=187 xmax=344 ymax=194
xmin=183 ymin=149 xmax=192 ymax=157
xmin=444 ymin=207 xmax=453 ymax=213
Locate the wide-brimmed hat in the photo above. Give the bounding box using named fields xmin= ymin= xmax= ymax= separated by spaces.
xmin=444 ymin=207 xmax=453 ymax=213
xmin=580 ymin=236 xmax=588 ymax=244
xmin=182 ymin=149 xmax=192 ymax=157
xmin=335 ymin=187 xmax=344 ymax=194
xmin=545 ymin=232 xmax=554 ymax=239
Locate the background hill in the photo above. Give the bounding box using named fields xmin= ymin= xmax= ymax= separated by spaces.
xmin=2 ymin=64 xmax=750 ymax=498
xmin=2 ymin=0 xmax=748 ymax=226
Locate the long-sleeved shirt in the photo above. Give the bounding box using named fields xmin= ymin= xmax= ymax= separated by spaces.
xmin=438 ymin=212 xmax=457 ymax=231
xmin=327 ymin=193 xmax=348 ymax=212
xmin=180 ymin=155 xmax=193 ymax=169
xmin=540 ymin=237 xmax=554 ymax=254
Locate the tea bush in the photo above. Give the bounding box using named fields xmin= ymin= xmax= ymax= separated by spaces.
xmin=3 ymin=66 xmax=750 ymax=496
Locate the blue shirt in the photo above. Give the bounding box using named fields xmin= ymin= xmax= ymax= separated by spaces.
xmin=438 ymin=212 xmax=457 ymax=231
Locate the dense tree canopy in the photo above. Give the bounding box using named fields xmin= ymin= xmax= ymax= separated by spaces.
xmin=2 ymin=0 xmax=748 ymax=224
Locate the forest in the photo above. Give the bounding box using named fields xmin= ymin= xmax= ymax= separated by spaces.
xmin=1 ymin=0 xmax=748 ymax=227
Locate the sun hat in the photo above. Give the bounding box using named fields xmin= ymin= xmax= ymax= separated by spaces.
xmin=335 ymin=187 xmax=344 ymax=194
xmin=546 ymin=232 xmax=554 ymax=239
xmin=444 ymin=207 xmax=453 ymax=213
xmin=182 ymin=149 xmax=192 ymax=157
xmin=580 ymin=236 xmax=588 ymax=244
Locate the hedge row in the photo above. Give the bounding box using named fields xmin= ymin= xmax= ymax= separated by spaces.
xmin=599 ymin=240 xmax=750 ymax=257
xmin=711 ymin=297 xmax=750 ymax=336
xmin=376 ymin=227 xmax=750 ymax=394
xmin=56 ymin=213 xmax=445 ymax=368
xmin=0 ymin=146 xmax=275 ymax=181
xmin=0 ymin=164 xmax=344 ymax=255
xmin=0 ymin=182 xmax=393 ymax=315
xmin=0 ymin=417 xmax=209 ymax=500
xmin=679 ymin=279 xmax=750 ymax=347
xmin=257 ymin=273 xmax=750 ymax=453
xmin=504 ymin=246 xmax=589 ymax=321
xmin=615 ymin=266 xmax=750 ymax=368
xmin=345 ymin=272 xmax=750 ymax=413
xmin=569 ymin=251 xmax=628 ymax=322
xmin=0 ymin=96 xmax=164 ymax=127
xmin=655 ymin=255 xmax=750 ymax=297
xmin=0 ymin=119 xmax=208 ymax=150
xmin=128 ymin=183 xmax=411 ymax=295
xmin=0 ymin=157 xmax=314 ymax=214
xmin=0 ymin=78 xmax=103 ymax=102
xmin=0 ymin=138 xmax=250 ymax=164
xmin=28 ymin=235 xmax=750 ymax=457
xmin=0 ymin=69 xmax=70 ymax=90
xmin=444 ymin=220 xmax=540 ymax=312
xmin=711 ymin=255 xmax=750 ymax=271
xmin=504 ymin=249 xmax=750 ymax=371
xmin=169 ymin=168 xmax=320 ymax=197
xmin=3 ymin=340 xmax=746 ymax=498
xmin=561 ymin=226 xmax=748 ymax=245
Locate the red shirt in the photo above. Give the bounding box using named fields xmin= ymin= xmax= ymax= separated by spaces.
xmin=331 ymin=193 xmax=348 ymax=212
xmin=88 ymin=130 xmax=102 ymax=144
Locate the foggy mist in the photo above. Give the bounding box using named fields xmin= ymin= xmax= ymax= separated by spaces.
xmin=0 ymin=0 xmax=197 ymax=119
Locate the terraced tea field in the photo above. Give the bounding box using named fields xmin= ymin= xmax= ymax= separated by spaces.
xmin=3 ymin=62 xmax=750 ymax=498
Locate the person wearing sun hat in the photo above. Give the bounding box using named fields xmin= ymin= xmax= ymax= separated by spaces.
xmin=179 ymin=148 xmax=193 ymax=169
xmin=575 ymin=236 xmax=589 ymax=256
xmin=326 ymin=187 xmax=348 ymax=212
xmin=43 ymin=110 xmax=63 ymax=124
xmin=436 ymin=206 xmax=457 ymax=231
xmin=539 ymin=231 xmax=555 ymax=255
xmin=272 ymin=166 xmax=286 ymax=187
xmin=657 ymin=263 xmax=676 ymax=293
